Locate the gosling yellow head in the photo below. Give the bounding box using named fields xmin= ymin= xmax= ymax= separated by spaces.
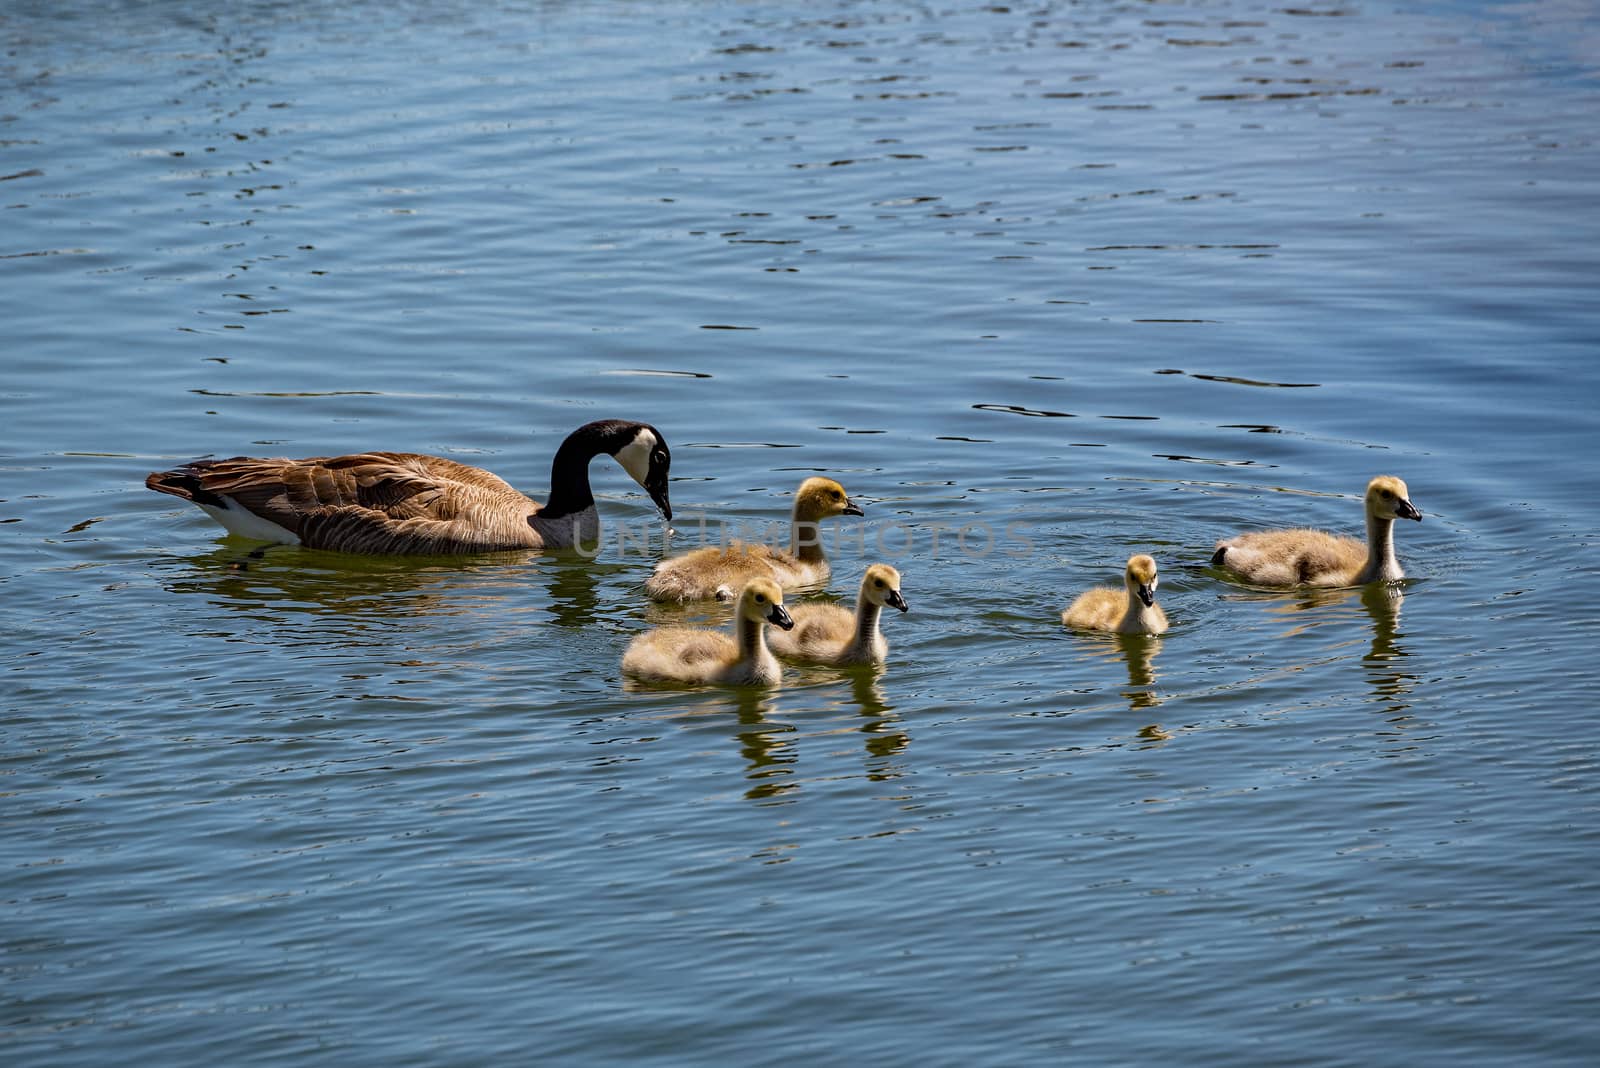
xmin=794 ymin=477 xmax=863 ymax=522
xmin=1125 ymin=554 xmax=1160 ymax=608
xmin=738 ymin=577 xmax=795 ymax=631
xmin=863 ymin=562 xmax=909 ymax=613
xmin=1366 ymin=475 xmax=1422 ymax=523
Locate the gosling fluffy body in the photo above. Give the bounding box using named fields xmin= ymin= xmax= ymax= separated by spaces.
xmin=644 ymin=477 xmax=863 ymax=602
xmin=1062 ymin=554 xmax=1169 ymax=635
xmin=622 ymin=577 xmax=796 ymax=686
xmin=768 ymin=563 xmax=909 ymax=665
xmin=1212 ymin=475 xmax=1422 ymax=587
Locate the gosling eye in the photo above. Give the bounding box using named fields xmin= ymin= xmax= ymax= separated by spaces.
xmin=754 ymin=594 xmax=766 ymax=604
xmin=874 ymin=579 xmax=885 ymax=589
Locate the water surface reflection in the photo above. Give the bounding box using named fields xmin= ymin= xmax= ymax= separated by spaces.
xmin=828 ymin=667 xmax=913 ymax=781
xmin=1066 ymin=629 xmax=1167 ymax=715
xmin=1260 ymin=582 xmax=1418 ymax=722
xmin=637 ymin=667 xmax=918 ymax=803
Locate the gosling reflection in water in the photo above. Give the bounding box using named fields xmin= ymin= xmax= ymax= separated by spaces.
xmin=1263 ymin=582 xmax=1417 ymax=718
xmin=729 ymin=689 xmax=798 ymax=803
xmin=638 ymin=669 xmax=912 ymax=806
xmin=638 ymin=688 xmax=798 ymax=802
xmin=1065 ymin=629 xmax=1167 ymax=712
xmin=1359 ymin=582 xmax=1417 ymax=718
xmin=847 ymin=668 xmax=912 ymax=776
xmin=737 ymin=669 xmax=912 ymax=793
xmin=1115 ymin=632 xmax=1165 ymax=712
xmin=726 ymin=670 xmax=913 ymax=798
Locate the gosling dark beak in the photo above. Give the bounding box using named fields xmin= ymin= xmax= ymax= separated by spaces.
xmin=842 ymin=497 xmax=864 ymax=517
xmin=767 ymin=603 xmax=795 ymax=631
xmin=1138 ymin=585 xmax=1157 ymax=608
xmin=1397 ymin=498 xmax=1422 ymax=522
xmin=886 ymin=589 xmax=909 ymax=613
xmin=646 ymin=475 xmax=672 ymax=522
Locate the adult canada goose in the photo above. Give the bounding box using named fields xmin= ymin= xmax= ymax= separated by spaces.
xmin=1062 ymin=554 xmax=1169 ymax=635
xmin=643 ymin=476 xmax=863 ymax=602
xmin=1211 ymin=475 xmax=1422 ymax=587
xmin=144 ymin=419 xmax=672 ymax=554
xmin=767 ymin=563 xmax=908 ymax=665
xmin=621 ymin=577 xmax=795 ymax=686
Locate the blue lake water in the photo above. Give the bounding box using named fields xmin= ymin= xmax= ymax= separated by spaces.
xmin=4 ymin=0 xmax=1599 ymax=1062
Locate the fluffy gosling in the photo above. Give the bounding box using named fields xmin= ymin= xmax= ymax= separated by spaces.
xmin=644 ymin=476 xmax=863 ymax=602
xmin=1062 ymin=554 xmax=1169 ymax=635
xmin=621 ymin=577 xmax=795 ymax=686
xmin=1211 ymin=475 xmax=1422 ymax=587
xmin=767 ymin=563 xmax=909 ymax=665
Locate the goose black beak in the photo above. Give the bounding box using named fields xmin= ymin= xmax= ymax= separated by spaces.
xmin=1397 ymin=498 xmax=1422 ymax=522
xmin=842 ymin=498 xmax=864 ymax=517
xmin=646 ymin=476 xmax=672 ymax=522
xmin=886 ymin=589 xmax=909 ymax=613
xmin=767 ymin=603 xmax=795 ymax=631
xmin=1138 ymin=585 xmax=1157 ymax=608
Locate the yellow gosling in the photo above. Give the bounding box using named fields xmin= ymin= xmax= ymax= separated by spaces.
xmin=621 ymin=577 xmax=795 ymax=686
xmin=644 ymin=477 xmax=863 ymax=602
xmin=1062 ymin=554 xmax=1169 ymax=635
xmin=1212 ymin=475 xmax=1422 ymax=587
xmin=768 ymin=563 xmax=909 ymax=665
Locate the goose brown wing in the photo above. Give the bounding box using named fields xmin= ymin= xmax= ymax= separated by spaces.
xmin=370 ymin=453 xmax=525 ymax=498
xmin=150 ymin=452 xmax=539 ymax=552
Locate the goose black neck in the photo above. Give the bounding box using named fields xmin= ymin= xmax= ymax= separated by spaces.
xmin=540 ymin=421 xmax=630 ymax=519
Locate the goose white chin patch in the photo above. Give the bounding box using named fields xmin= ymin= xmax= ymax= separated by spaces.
xmin=614 ymin=427 xmax=657 ymax=487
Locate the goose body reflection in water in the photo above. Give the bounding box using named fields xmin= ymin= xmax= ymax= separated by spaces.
xmin=154 ymin=544 xmax=546 ymax=623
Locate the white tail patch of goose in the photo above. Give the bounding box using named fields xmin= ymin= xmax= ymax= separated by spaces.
xmin=198 ymin=501 xmax=298 ymax=545
xmin=613 ymin=427 xmax=657 ymax=487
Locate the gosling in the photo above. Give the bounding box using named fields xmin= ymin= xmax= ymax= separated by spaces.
xmin=1211 ymin=475 xmax=1422 ymax=587
xmin=644 ymin=476 xmax=863 ymax=602
xmin=621 ymin=577 xmax=795 ymax=686
xmin=1062 ymin=554 xmax=1169 ymax=635
xmin=767 ymin=563 xmax=909 ymax=665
